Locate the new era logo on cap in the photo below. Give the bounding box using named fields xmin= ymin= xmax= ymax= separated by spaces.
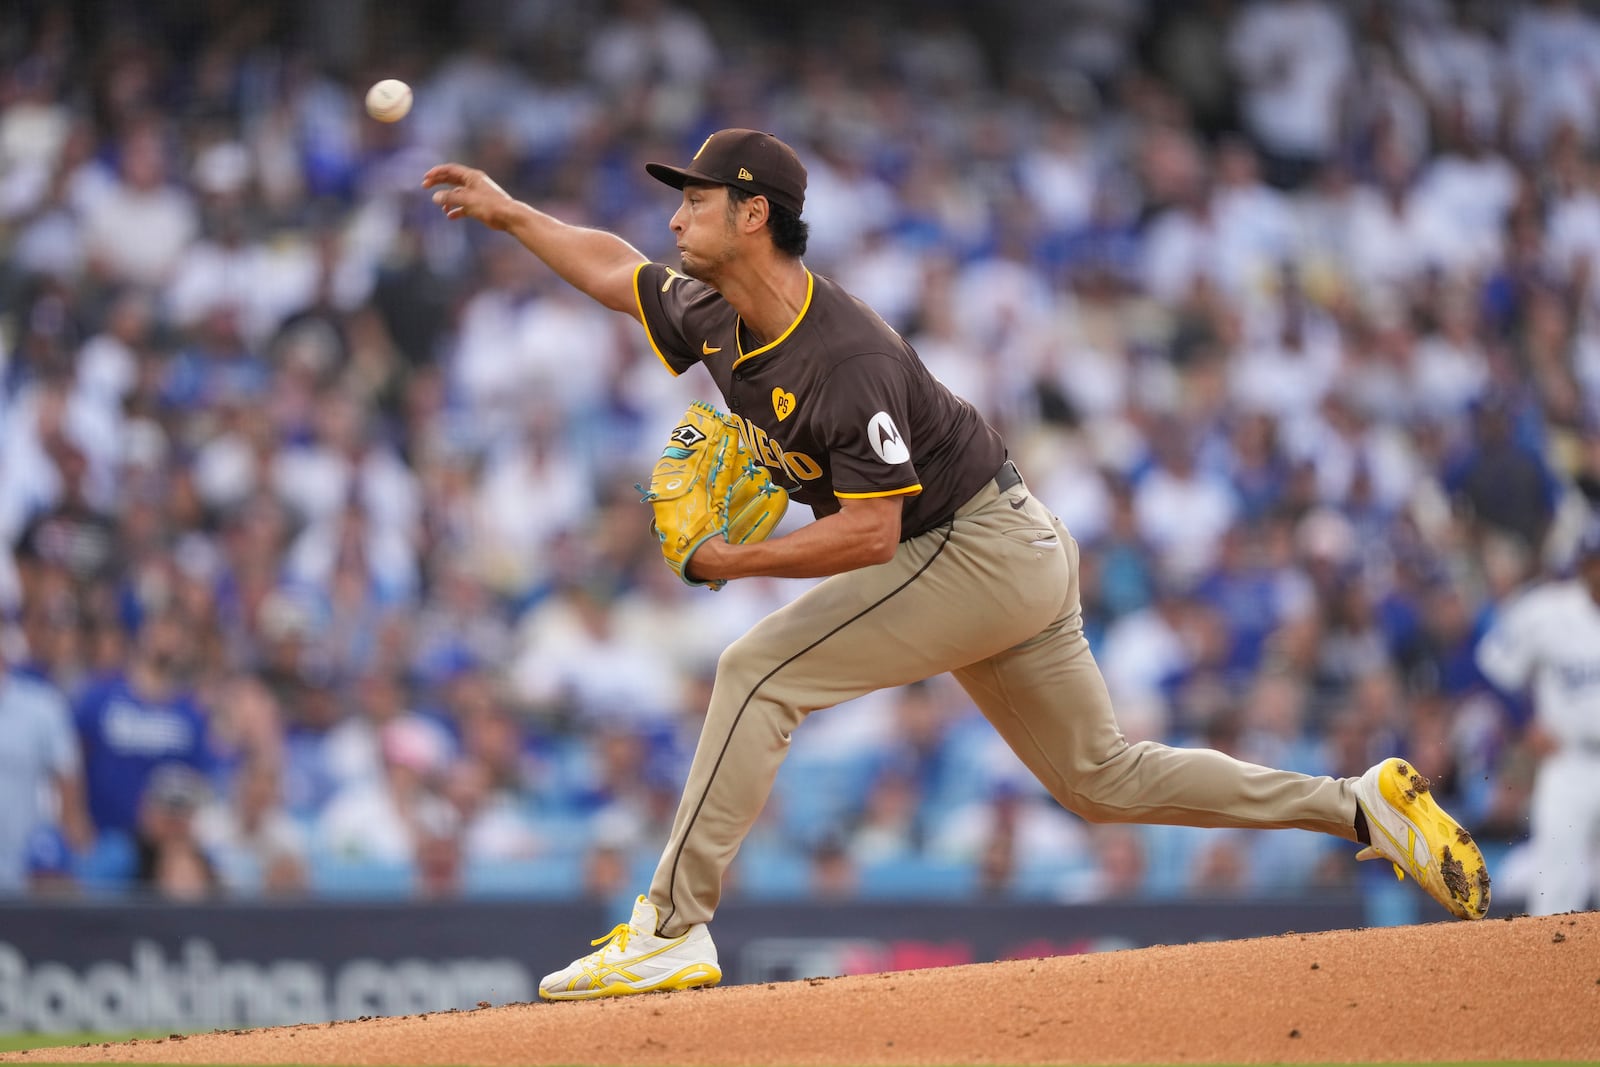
xmin=645 ymin=129 xmax=808 ymax=216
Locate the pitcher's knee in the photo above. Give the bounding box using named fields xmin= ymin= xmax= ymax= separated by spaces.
xmin=714 ymin=633 xmax=766 ymax=693
xmin=1054 ymin=746 xmax=1141 ymax=824
xmin=709 ymin=636 xmax=797 ymax=728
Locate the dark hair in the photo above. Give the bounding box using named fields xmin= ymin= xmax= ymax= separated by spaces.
xmin=726 ymin=187 xmax=809 ymax=258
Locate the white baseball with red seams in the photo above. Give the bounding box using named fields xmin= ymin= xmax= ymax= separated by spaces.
xmin=365 ymin=79 xmax=412 ymax=122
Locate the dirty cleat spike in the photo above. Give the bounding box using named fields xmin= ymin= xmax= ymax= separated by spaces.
xmin=1354 ymin=757 xmax=1491 ymax=920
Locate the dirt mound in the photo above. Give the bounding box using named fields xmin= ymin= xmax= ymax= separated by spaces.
xmin=10 ymin=912 xmax=1597 ymax=1065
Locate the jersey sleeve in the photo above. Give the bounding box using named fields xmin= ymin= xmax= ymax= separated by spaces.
xmin=818 ymin=352 xmax=922 ymax=500
xmin=632 ymin=262 xmax=722 ymax=377
xmin=1475 ymin=593 xmax=1543 ymax=692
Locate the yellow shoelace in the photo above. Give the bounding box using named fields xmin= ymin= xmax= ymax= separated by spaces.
xmin=588 ymin=923 xmax=632 ymax=957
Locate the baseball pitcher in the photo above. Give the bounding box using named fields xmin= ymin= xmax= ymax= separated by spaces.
xmin=423 ymin=129 xmax=1490 ymax=1001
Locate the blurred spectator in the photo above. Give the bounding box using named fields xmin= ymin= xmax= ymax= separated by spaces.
xmin=320 ymin=669 xmax=454 ymax=796
xmin=509 ymin=578 xmax=682 ymax=727
xmin=931 ymin=780 xmax=1091 ymax=877
xmin=1226 ymin=0 xmax=1353 ymax=189
xmin=0 ymin=649 xmax=90 ymax=894
xmin=79 ymin=121 xmax=199 ymax=287
xmin=134 ymin=764 xmax=218 ymax=901
xmin=14 ymin=436 xmax=117 ymax=596
xmin=440 ymin=757 xmax=542 ymax=863
xmin=808 ymin=837 xmax=860 ymax=900
xmin=73 ymin=610 xmax=214 ymax=838
xmin=1066 ymin=824 xmax=1149 ymax=902
xmin=195 ymin=760 xmax=307 ymax=896
xmin=1444 ymin=391 xmax=1562 ymax=554
xmin=583 ymin=842 xmax=633 ymax=902
xmin=846 ymin=764 xmax=924 ymax=866
xmin=315 ymin=717 xmax=454 ymax=864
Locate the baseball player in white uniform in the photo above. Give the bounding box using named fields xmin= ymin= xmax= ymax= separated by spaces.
xmin=1476 ymin=515 xmax=1600 ymax=914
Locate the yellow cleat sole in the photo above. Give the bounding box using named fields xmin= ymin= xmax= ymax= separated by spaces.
xmin=1373 ymin=759 xmax=1491 ymax=920
xmin=538 ymin=963 xmax=723 ymax=1002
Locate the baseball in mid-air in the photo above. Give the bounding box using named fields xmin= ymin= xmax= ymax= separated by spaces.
xmin=365 ymin=79 xmax=413 ymax=122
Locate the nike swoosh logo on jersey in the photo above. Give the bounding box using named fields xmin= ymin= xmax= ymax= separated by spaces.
xmin=702 ymin=341 xmax=721 ymax=355
xmin=1009 ymin=496 xmax=1027 ymax=509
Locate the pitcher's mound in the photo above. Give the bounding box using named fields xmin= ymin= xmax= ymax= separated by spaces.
xmin=12 ymin=912 xmax=1597 ymax=1065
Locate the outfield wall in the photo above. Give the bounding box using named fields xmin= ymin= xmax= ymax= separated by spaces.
xmin=0 ymin=895 xmax=1373 ymax=1033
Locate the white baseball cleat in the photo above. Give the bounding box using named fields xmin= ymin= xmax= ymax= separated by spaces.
xmin=1355 ymin=757 xmax=1490 ymax=920
xmin=538 ymin=895 xmax=722 ymax=1001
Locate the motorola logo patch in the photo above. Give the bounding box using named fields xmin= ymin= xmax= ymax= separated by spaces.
xmin=867 ymin=411 xmax=910 ymax=465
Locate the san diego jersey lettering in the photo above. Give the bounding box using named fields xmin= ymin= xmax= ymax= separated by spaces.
xmin=633 ymin=263 xmax=1003 ymax=538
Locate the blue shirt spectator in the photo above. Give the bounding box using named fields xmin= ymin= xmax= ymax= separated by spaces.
xmin=73 ymin=614 xmax=213 ymax=836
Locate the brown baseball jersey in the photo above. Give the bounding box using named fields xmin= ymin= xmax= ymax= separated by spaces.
xmin=633 ymin=264 xmax=1005 ymax=539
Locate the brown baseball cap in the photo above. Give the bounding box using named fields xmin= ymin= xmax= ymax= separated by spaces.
xmin=646 ymin=129 xmax=807 ymax=216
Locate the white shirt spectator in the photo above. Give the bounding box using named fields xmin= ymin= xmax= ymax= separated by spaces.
xmin=166 ymin=236 xmax=323 ymax=348
xmin=1213 ymin=181 xmax=1299 ymax=292
xmin=1413 ymin=149 xmax=1519 ymax=274
xmin=1133 ymin=460 xmax=1239 ymax=573
xmin=1545 ymin=181 xmax=1600 ymax=314
xmin=1229 ymin=309 xmax=1345 ymax=421
xmin=1100 ymin=603 xmax=1190 ymax=704
xmin=797 ymin=153 xmax=900 ymax=271
xmin=79 ymin=126 xmax=199 ymax=288
xmin=1508 ymin=0 xmax=1600 ymax=153
xmin=470 ymin=439 xmax=594 ymax=594
xmin=1140 ymin=204 xmax=1226 ymax=305
xmin=273 ymin=442 xmax=421 ymax=534
xmin=0 ymin=97 xmax=71 ymax=221
xmin=1228 ymin=0 xmax=1353 ymax=160
xmin=585 ymin=0 xmax=717 ymax=93
xmin=315 ymin=779 xmax=451 ymax=865
xmin=194 ymin=797 xmax=307 ymax=893
xmin=1411 ymin=328 xmax=1490 ymax=420
xmin=511 ymin=291 xmax=624 ymax=414
xmin=1017 ymin=119 xmax=1098 ymax=233
xmin=80 ymin=181 xmax=198 ymax=286
xmin=509 ymin=588 xmax=684 ymax=727
xmin=1023 ymin=436 xmax=1114 ymax=546
xmin=951 ymin=248 xmax=1056 ymax=357
xmin=321 ymin=711 xmax=455 ymax=798
xmin=834 ymin=232 xmax=928 ymax=334
xmin=1340 ymin=183 xmax=1462 ymax=294
xmin=75 ymin=335 xmax=138 ymax=412
xmin=283 ymin=513 xmax=420 ymax=606
xmin=1401 ymin=10 xmax=1507 ymax=139
xmin=1282 ymin=407 xmax=1421 ymax=512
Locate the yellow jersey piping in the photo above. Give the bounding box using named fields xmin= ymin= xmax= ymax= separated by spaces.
xmin=633 ymin=263 xmax=683 ymax=377
xmin=836 ymin=483 xmax=922 ymax=500
xmin=732 ymin=270 xmax=814 ymax=369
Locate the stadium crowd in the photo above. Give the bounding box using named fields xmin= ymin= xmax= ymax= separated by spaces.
xmin=2 ymin=0 xmax=1599 ymax=912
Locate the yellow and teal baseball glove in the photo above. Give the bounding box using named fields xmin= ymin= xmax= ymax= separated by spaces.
xmin=641 ymin=401 xmax=788 ymax=589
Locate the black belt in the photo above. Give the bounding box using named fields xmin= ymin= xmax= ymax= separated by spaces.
xmin=995 ymin=460 xmax=1022 ymax=492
